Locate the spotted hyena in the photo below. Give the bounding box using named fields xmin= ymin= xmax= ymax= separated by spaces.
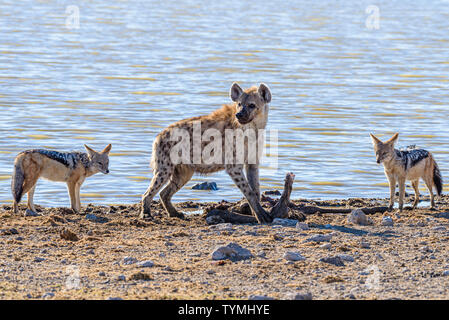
xmin=140 ymin=82 xmax=273 ymax=223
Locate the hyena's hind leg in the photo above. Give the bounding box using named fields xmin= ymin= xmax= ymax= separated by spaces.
xmin=140 ymin=169 xmax=173 ymax=219
xmin=411 ymin=179 xmax=420 ymax=209
xmin=21 ymin=174 xmax=39 ymax=214
xmin=160 ymin=165 xmax=194 ymax=218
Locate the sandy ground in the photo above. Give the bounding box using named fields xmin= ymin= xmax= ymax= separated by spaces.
xmin=1 ymin=194 xmax=449 ymax=300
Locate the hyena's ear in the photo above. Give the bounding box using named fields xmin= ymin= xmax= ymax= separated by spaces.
xmin=102 ymin=144 xmax=112 ymax=154
xmin=84 ymin=144 xmax=96 ymax=158
xmin=386 ymin=132 xmax=399 ymax=145
xmin=370 ymin=133 xmax=382 ymax=145
xmin=258 ymin=83 xmax=271 ymax=103
xmin=230 ymin=82 xmax=243 ymax=102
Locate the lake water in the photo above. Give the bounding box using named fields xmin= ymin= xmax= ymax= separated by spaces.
xmin=0 ymin=0 xmax=448 ymax=207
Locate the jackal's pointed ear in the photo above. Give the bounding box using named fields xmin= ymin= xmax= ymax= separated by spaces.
xmin=258 ymin=83 xmax=271 ymax=103
xmin=370 ymin=133 xmax=382 ymax=145
xmin=84 ymin=144 xmax=96 ymax=158
xmin=386 ymin=133 xmax=399 ymax=145
xmin=102 ymin=144 xmax=112 ymax=154
xmin=230 ymin=82 xmax=243 ymax=102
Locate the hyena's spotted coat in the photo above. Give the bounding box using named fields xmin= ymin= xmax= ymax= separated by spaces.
xmin=141 ymin=83 xmax=273 ymax=223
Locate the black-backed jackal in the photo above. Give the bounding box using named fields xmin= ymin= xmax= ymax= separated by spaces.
xmin=370 ymin=133 xmax=442 ymax=212
xmin=11 ymin=144 xmax=111 ymax=215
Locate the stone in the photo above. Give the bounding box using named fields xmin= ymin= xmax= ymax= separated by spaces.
xmin=136 ymin=260 xmax=154 ymax=268
xmin=117 ymin=275 xmax=126 ymax=281
xmin=283 ymin=251 xmax=306 ymax=262
xmin=272 ymin=218 xmax=297 ymax=227
xmin=211 ymin=242 xmax=253 ymax=262
xmin=205 ymin=215 xmax=225 ymax=225
xmin=319 ymin=256 xmax=345 ymax=267
xmin=381 ymin=216 xmax=394 ymax=226
xmin=337 ymin=254 xmax=355 ymax=262
xmin=123 ymin=257 xmax=138 ymax=265
xmin=248 ymin=295 xmax=275 ymax=300
xmin=25 ymin=209 xmax=39 ymax=217
xmin=192 ymin=182 xmax=218 ymax=190
xmin=42 ymin=292 xmax=55 ymax=299
xmin=306 ymin=233 xmax=332 ymax=242
xmin=347 ymin=209 xmax=370 ymax=225
xmin=34 ymin=257 xmax=45 ymax=263
xmin=85 ymin=214 xmax=108 ymax=223
xmin=285 ymin=292 xmax=312 ymax=300
xmin=60 ymin=229 xmax=79 ymax=241
xmin=320 ymin=243 xmax=331 ymax=250
xmin=296 ymin=222 xmax=310 ymax=230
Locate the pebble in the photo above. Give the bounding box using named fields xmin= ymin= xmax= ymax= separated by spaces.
xmin=42 ymin=292 xmax=55 ymax=299
xmin=442 ymin=270 xmax=449 ymax=277
xmin=296 ymin=222 xmax=309 ymax=231
xmin=285 ymin=292 xmax=312 ymax=300
xmin=320 ymin=243 xmax=331 ymax=250
xmin=25 ymin=209 xmax=40 ymax=217
xmin=306 ymin=233 xmax=332 ymax=242
xmin=108 ymin=297 xmax=123 ymax=300
xmin=272 ymin=218 xmax=297 ymax=227
xmin=211 ymin=242 xmax=253 ymax=262
xmin=319 ymin=256 xmax=345 ymax=267
xmin=33 ymin=257 xmax=45 ymax=263
xmin=283 ymin=251 xmax=306 ymax=262
xmin=433 ymin=226 xmax=446 ymax=231
xmin=123 ymin=257 xmax=138 ymax=265
xmin=337 ymin=254 xmax=355 ymax=262
xmin=360 ymin=240 xmax=370 ymax=249
xmin=117 ymin=275 xmax=126 ymax=281
xmin=347 ymin=209 xmax=370 ymax=225
xmin=192 ymin=182 xmax=218 ymax=190
xmin=248 ymin=295 xmax=275 ymax=300
xmin=136 ymin=260 xmax=154 ymax=268
xmin=381 ymin=216 xmax=394 ymax=226
xmin=98 ymin=271 xmax=106 ymax=277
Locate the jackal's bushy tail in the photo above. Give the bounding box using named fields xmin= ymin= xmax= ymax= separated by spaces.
xmin=433 ymin=160 xmax=443 ymax=196
xmin=11 ymin=161 xmax=25 ymax=204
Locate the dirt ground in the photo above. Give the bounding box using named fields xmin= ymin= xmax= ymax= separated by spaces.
xmin=1 ymin=194 xmax=449 ymax=300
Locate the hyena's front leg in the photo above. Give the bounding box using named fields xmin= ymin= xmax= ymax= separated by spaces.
xmin=245 ymin=164 xmax=260 ymax=200
xmin=386 ymin=174 xmax=396 ymax=211
xmin=140 ymin=170 xmax=172 ymax=219
xmin=226 ymin=165 xmax=272 ymax=224
xmin=27 ymin=185 xmax=37 ymax=213
xmin=75 ymin=182 xmax=82 ymax=213
xmin=397 ymin=176 xmax=406 ymax=212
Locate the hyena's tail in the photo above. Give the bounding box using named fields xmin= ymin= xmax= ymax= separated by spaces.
xmin=432 ymin=158 xmax=443 ymax=196
xmin=11 ymin=159 xmax=25 ymax=207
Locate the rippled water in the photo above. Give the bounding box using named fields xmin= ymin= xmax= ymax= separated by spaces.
xmin=1 ymin=0 xmax=448 ymax=207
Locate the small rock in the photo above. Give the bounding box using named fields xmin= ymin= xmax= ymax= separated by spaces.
xmin=123 ymin=257 xmax=138 ymax=265
xmin=285 ymin=292 xmax=312 ymax=300
xmin=192 ymin=182 xmax=218 ymax=191
xmin=272 ymin=218 xmax=297 ymax=227
xmin=306 ymin=233 xmax=332 ymax=242
xmin=248 ymin=295 xmax=275 ymax=300
xmin=347 ymin=209 xmax=370 ymax=225
xmin=34 ymin=257 xmax=45 ymax=263
xmin=2 ymin=228 xmax=19 ymax=235
xmin=136 ymin=260 xmax=154 ymax=268
xmin=360 ymin=240 xmax=370 ymax=249
xmin=215 ymin=223 xmax=233 ymax=230
xmin=25 ymin=209 xmax=40 ymax=217
xmin=283 ymin=251 xmax=306 ymax=262
xmin=416 ymin=221 xmax=426 ymax=227
xmin=60 ymin=229 xmax=79 ymax=241
xmin=337 ymin=254 xmax=354 ymax=262
xmin=205 ymin=215 xmax=225 ymax=225
xmin=42 ymin=292 xmax=55 ymax=300
xmin=442 ymin=270 xmax=449 ymax=277
xmin=320 ymin=243 xmax=331 ymax=250
xmin=296 ymin=222 xmax=309 ymax=231
xmin=436 ymin=212 xmax=449 ymax=219
xmin=344 ymin=293 xmax=356 ymax=300
xmin=211 ymin=242 xmax=253 ymax=262
xmin=98 ymin=271 xmax=106 ymax=277
xmin=319 ymin=256 xmax=345 ymax=267
xmin=263 ymin=190 xmax=281 ymax=196
xmin=85 ymin=214 xmax=108 ymax=223
xmin=433 ymin=226 xmax=446 ymax=231
xmin=108 ymin=297 xmax=123 ymax=300
xmin=206 ymin=270 xmax=215 ymax=275
xmin=381 ymin=216 xmax=394 ymax=226
xmin=117 ymin=275 xmax=126 ymax=281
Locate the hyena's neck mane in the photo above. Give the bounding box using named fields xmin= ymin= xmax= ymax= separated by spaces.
xmin=209 ymin=103 xmax=267 ymax=130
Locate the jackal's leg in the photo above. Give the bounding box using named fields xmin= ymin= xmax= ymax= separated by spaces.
xmin=226 ymin=165 xmax=272 ymax=224
xmin=160 ymin=166 xmax=194 ymax=218
xmin=245 ymin=164 xmax=260 ymax=200
xmin=398 ymin=177 xmax=406 ymax=212
xmin=67 ymin=182 xmax=79 ymax=213
xmin=140 ymin=170 xmax=172 ymax=219
xmin=411 ymin=180 xmax=420 ymax=209
xmin=27 ymin=185 xmax=37 ymax=212
xmin=424 ymin=178 xmax=435 ymax=209
xmin=75 ymin=182 xmax=82 ymax=213
xmin=387 ymin=175 xmax=396 ymax=211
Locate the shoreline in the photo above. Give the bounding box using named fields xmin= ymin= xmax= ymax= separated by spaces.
xmin=1 ymin=195 xmax=449 ymax=300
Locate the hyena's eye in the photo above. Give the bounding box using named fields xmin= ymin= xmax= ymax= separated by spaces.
xmin=248 ymin=104 xmax=256 ymax=109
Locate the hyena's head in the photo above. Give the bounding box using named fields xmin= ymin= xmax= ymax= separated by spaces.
xmin=230 ymin=82 xmax=271 ymax=126
xmin=84 ymin=144 xmax=112 ymax=174
xmin=370 ymin=133 xmax=398 ymax=164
